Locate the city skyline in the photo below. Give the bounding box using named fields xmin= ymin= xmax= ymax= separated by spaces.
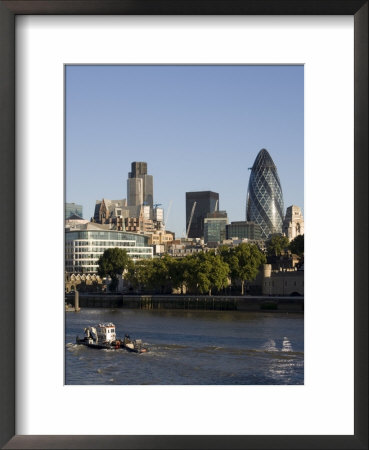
xmin=66 ymin=65 xmax=304 ymax=237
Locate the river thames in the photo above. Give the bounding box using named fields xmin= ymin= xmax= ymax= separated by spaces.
xmin=65 ymin=308 xmax=303 ymax=385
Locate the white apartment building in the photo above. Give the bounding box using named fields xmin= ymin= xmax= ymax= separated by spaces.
xmin=65 ymin=223 xmax=153 ymax=274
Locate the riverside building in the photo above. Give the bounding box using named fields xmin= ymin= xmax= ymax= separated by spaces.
xmin=65 ymin=223 xmax=153 ymax=274
xmin=246 ymin=149 xmax=284 ymax=239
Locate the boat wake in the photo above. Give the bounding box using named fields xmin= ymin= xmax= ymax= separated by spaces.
xmin=66 ymin=343 xmax=81 ymax=352
xmin=262 ymin=339 xmax=279 ymax=352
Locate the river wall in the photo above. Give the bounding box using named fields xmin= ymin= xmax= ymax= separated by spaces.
xmin=66 ymin=294 xmax=304 ymax=312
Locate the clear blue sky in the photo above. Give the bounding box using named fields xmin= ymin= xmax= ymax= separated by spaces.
xmin=66 ymin=65 xmax=304 ymax=237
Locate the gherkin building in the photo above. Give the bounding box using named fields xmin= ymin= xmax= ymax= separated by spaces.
xmin=246 ymin=149 xmax=284 ymax=239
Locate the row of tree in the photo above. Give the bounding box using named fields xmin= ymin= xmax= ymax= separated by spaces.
xmin=98 ymin=243 xmax=266 ymax=295
xmin=97 ymin=235 xmax=304 ymax=294
xmin=126 ymin=252 xmax=232 ymax=295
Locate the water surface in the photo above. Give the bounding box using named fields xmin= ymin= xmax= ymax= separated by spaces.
xmin=65 ymin=309 xmax=303 ymax=385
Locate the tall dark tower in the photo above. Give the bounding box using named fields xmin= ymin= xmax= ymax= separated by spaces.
xmin=186 ymin=191 xmax=219 ymax=238
xmin=246 ymin=149 xmax=284 ymax=239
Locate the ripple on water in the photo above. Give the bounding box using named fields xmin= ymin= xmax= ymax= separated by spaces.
xmin=65 ymin=310 xmax=303 ymax=385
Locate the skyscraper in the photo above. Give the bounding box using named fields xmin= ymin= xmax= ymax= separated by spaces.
xmin=127 ymin=162 xmax=153 ymax=208
xmin=186 ymin=191 xmax=219 ymax=238
xmin=246 ymin=149 xmax=284 ymax=239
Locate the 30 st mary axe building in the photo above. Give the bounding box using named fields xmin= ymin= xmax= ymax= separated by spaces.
xmin=127 ymin=162 xmax=154 ymax=208
xmin=246 ymin=149 xmax=284 ymax=239
xmin=186 ymin=191 xmax=219 ymax=238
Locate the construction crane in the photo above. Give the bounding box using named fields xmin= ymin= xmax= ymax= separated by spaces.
xmin=164 ymin=200 xmax=173 ymax=229
xmin=186 ymin=201 xmax=197 ymax=239
xmin=153 ymin=203 xmax=162 ymax=209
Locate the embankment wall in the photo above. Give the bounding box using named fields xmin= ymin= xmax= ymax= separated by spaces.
xmin=67 ymin=294 xmax=304 ymax=312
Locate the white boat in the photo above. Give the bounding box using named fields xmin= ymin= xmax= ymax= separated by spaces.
xmin=76 ymin=323 xmax=148 ymax=353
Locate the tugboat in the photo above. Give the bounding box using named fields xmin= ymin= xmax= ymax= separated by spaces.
xmin=76 ymin=323 xmax=148 ymax=353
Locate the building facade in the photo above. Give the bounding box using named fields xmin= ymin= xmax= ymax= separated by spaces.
xmin=148 ymin=230 xmax=175 ymax=250
xmin=125 ymin=205 xmax=155 ymax=233
xmin=153 ymin=206 xmax=164 ymax=229
xmin=204 ymin=211 xmax=228 ymax=245
xmin=65 ymin=203 xmax=83 ymax=219
xmin=94 ymin=198 xmax=165 ymax=237
xmin=65 ymin=223 xmax=153 ymax=274
xmin=283 ymin=205 xmax=304 ymax=241
xmin=93 ymin=198 xmax=128 ymax=224
xmin=167 ymin=238 xmax=211 ymax=258
xmin=226 ymin=221 xmax=262 ymax=241
xmin=221 ymin=237 xmax=266 ymax=252
xmin=127 ymin=161 xmax=154 ymax=208
xmin=246 ymin=148 xmax=284 ymax=239
xmin=261 ymin=264 xmax=304 ymax=296
xmin=186 ymin=191 xmax=219 ymax=238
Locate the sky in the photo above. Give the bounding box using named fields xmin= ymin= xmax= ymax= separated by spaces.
xmin=66 ymin=65 xmax=304 ymax=237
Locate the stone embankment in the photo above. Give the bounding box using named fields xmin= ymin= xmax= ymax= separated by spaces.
xmin=66 ymin=294 xmax=304 ymax=312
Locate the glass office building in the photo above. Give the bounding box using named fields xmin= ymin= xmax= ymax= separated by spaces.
xmin=246 ymin=149 xmax=284 ymax=239
xmin=226 ymin=221 xmax=262 ymax=241
xmin=204 ymin=217 xmax=228 ymax=244
xmin=65 ymin=203 xmax=83 ymax=219
xmin=65 ymin=228 xmax=153 ymax=274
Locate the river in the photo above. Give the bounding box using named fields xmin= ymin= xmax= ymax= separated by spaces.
xmin=65 ymin=308 xmax=304 ymax=385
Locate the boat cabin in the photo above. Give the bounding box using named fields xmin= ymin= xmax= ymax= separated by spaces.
xmin=96 ymin=323 xmax=116 ymax=343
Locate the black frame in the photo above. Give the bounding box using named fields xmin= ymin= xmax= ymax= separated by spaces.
xmin=0 ymin=1 xmax=367 ymax=449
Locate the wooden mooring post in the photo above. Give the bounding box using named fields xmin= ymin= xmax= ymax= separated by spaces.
xmin=74 ymin=290 xmax=80 ymax=312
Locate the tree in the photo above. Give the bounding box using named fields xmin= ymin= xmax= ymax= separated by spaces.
xmin=266 ymin=234 xmax=289 ymax=257
xmin=206 ymin=252 xmax=229 ymax=295
xmin=168 ymin=258 xmax=186 ymax=293
xmin=229 ymin=243 xmax=266 ymax=295
xmin=126 ymin=256 xmax=183 ymax=294
xmin=150 ymin=256 xmax=172 ymax=293
xmin=289 ymin=234 xmax=304 ymax=258
xmin=217 ymin=245 xmax=232 ymax=264
xmin=180 ymin=255 xmax=199 ymax=294
xmin=125 ymin=259 xmax=154 ymax=292
xmin=97 ymin=248 xmax=131 ymax=292
xmin=181 ymin=252 xmax=229 ymax=296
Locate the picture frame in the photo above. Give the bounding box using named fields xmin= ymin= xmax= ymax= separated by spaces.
xmin=0 ymin=0 xmax=367 ymax=448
